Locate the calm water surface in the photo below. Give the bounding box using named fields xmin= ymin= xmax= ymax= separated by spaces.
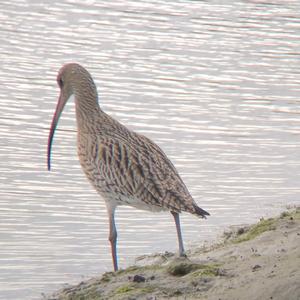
xmin=0 ymin=0 xmax=300 ymax=299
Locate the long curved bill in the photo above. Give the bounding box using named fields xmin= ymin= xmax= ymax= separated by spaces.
xmin=47 ymin=94 xmax=66 ymax=171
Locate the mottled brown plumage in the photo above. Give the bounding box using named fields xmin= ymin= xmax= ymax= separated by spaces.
xmin=47 ymin=63 xmax=209 ymax=271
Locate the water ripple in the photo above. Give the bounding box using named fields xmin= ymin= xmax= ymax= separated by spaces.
xmin=0 ymin=0 xmax=300 ymax=299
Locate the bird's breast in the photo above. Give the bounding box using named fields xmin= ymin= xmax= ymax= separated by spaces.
xmin=77 ymin=133 xmax=109 ymax=190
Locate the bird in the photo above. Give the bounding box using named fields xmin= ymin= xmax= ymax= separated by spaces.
xmin=47 ymin=63 xmax=210 ymax=272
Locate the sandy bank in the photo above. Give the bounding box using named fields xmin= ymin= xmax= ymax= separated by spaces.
xmin=46 ymin=208 xmax=300 ymax=300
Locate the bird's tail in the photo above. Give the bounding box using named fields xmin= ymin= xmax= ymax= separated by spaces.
xmin=193 ymin=204 xmax=210 ymax=218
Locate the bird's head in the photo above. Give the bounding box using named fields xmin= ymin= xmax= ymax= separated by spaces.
xmin=47 ymin=63 xmax=94 ymax=171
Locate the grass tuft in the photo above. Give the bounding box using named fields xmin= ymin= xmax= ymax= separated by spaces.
xmin=166 ymin=262 xmax=221 ymax=277
xmin=233 ymin=218 xmax=277 ymax=243
xmin=115 ymin=284 xmax=135 ymax=295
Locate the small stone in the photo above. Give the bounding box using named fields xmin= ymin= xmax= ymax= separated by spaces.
xmin=252 ymin=264 xmax=261 ymax=271
xmin=237 ymin=227 xmax=245 ymax=235
xmin=132 ymin=274 xmax=146 ymax=283
xmin=96 ymin=288 xmax=104 ymax=294
xmin=191 ymin=280 xmax=198 ymax=287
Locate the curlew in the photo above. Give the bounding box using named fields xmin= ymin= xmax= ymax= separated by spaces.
xmin=47 ymin=63 xmax=209 ymax=271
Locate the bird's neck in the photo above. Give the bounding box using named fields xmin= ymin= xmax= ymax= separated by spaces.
xmin=74 ymin=86 xmax=103 ymax=132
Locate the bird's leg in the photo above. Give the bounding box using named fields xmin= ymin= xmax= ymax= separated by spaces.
xmin=171 ymin=211 xmax=186 ymax=257
xmin=108 ymin=207 xmax=118 ymax=271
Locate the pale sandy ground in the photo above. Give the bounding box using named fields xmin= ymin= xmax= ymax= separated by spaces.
xmin=46 ymin=208 xmax=299 ymax=300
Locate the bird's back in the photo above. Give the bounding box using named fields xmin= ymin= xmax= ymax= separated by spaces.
xmin=77 ymin=111 xmax=208 ymax=217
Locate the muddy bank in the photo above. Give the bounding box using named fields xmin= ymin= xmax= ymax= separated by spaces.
xmin=46 ymin=208 xmax=300 ymax=300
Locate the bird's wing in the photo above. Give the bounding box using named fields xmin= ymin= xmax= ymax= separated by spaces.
xmin=96 ymin=128 xmax=197 ymax=214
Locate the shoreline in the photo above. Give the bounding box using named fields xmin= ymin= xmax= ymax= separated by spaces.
xmin=46 ymin=207 xmax=300 ymax=300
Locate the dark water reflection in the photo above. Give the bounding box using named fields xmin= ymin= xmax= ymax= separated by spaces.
xmin=0 ymin=0 xmax=299 ymax=299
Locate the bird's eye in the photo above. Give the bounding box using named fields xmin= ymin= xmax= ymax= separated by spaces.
xmin=58 ymin=78 xmax=64 ymax=87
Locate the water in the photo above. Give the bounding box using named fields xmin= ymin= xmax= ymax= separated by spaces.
xmin=0 ymin=0 xmax=300 ymax=299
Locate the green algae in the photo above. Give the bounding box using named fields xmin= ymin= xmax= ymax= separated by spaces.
xmin=115 ymin=284 xmax=135 ymax=295
xmin=233 ymin=217 xmax=277 ymax=243
xmin=114 ymin=283 xmax=155 ymax=297
xmin=190 ymin=264 xmax=222 ymax=277
xmin=166 ymin=262 xmax=221 ymax=277
xmin=233 ymin=209 xmax=299 ymax=244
